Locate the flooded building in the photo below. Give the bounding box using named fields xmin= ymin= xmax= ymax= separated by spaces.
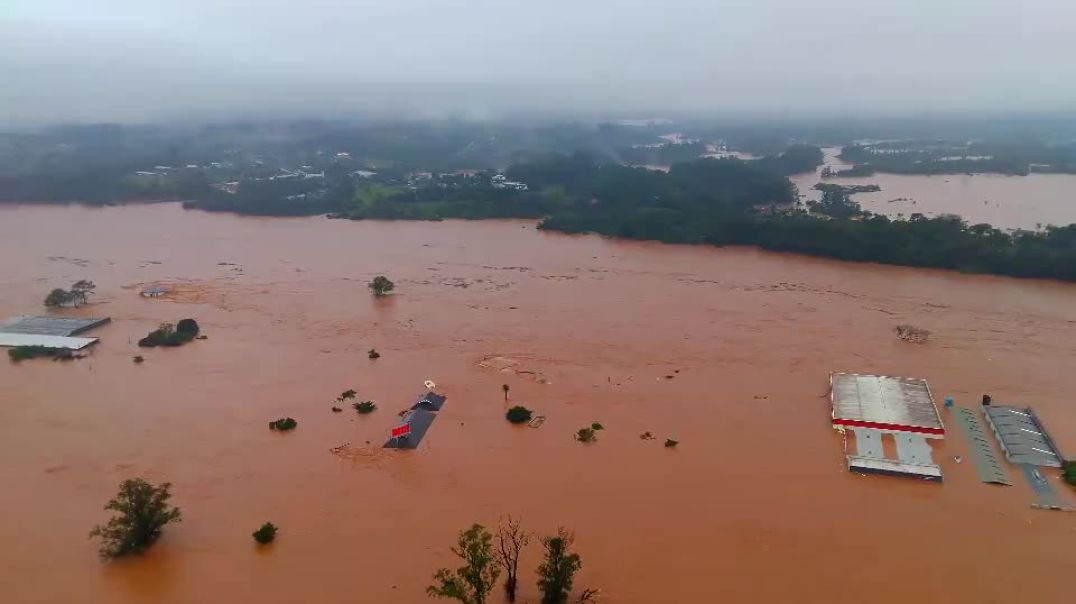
xmin=830 ymin=372 xmax=945 ymax=480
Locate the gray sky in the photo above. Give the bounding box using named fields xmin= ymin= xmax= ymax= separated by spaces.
xmin=3 ymin=0 xmax=1075 ymax=124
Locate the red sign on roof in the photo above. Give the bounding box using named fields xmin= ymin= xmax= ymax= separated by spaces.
xmin=391 ymin=423 xmax=411 ymax=438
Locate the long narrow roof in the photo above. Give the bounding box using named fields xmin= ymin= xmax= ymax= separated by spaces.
xmin=0 ymin=333 xmax=98 ymax=350
xmin=831 ymin=373 xmax=944 ymax=435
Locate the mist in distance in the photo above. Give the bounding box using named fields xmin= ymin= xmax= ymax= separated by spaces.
xmin=3 ymin=0 xmax=1076 ymax=125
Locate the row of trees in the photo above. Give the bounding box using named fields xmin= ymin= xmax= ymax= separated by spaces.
xmin=89 ymin=482 xmax=594 ymax=603
xmin=429 ymin=518 xmax=593 ymax=604
xmin=43 ymin=280 xmax=96 ymax=307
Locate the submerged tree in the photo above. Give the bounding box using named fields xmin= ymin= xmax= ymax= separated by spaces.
xmin=537 ymin=528 xmax=583 ymax=604
xmin=505 ymin=406 xmax=533 ymax=424
xmin=89 ymin=478 xmax=182 ymax=559
xmin=43 ymin=288 xmax=72 ymax=308
xmin=428 ymin=523 xmax=500 ymax=604
xmin=502 ymin=384 xmax=510 ymax=401
xmin=252 ymin=522 xmax=278 ymax=545
xmin=369 ymin=275 xmax=395 ymax=297
xmin=495 ymin=516 xmax=532 ymax=602
xmin=70 ymin=280 xmax=96 ymax=306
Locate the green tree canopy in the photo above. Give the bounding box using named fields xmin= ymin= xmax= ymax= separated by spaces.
xmin=89 ymin=478 xmax=182 ymax=559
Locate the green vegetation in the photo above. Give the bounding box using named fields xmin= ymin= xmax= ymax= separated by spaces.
xmin=428 ymin=524 xmax=500 ymax=604
xmin=369 ymin=275 xmax=394 ymax=296
xmin=575 ymin=428 xmax=596 ymax=443
xmin=839 ymin=140 xmax=1076 ymax=176
xmin=8 ymin=345 xmax=74 ymax=361
xmin=807 ymin=188 xmax=866 ymax=219
xmin=337 ymin=389 xmax=357 ymax=402
xmin=537 ymin=529 xmax=583 ymax=604
xmin=590 ymin=422 xmax=604 ymax=431
xmin=89 ymin=478 xmax=181 ymax=559
xmin=367 ymin=348 xmax=380 ymax=359
xmin=43 ymin=280 xmax=96 ymax=308
xmin=505 ymin=406 xmax=533 ymax=424
xmin=353 ymin=401 xmax=377 ymax=414
xmin=1061 ymin=461 xmax=1076 ymax=487
xmin=664 ymin=439 xmax=679 ymax=448
xmin=252 ymin=522 xmax=278 ymax=545
xmin=138 ymin=319 xmax=200 ymax=347
xmin=753 ymin=144 xmax=825 ymax=176
xmin=269 ymin=417 xmax=297 ymax=431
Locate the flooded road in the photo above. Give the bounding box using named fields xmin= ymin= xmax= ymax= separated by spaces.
xmin=1 ymin=203 xmax=1074 ymax=603
xmin=791 ymin=148 xmax=1076 ymax=229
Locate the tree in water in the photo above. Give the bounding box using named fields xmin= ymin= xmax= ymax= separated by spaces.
xmin=495 ymin=516 xmax=532 ymax=602
xmin=44 ymin=288 xmax=72 ymax=308
xmin=428 ymin=523 xmax=500 ymax=604
xmin=502 ymin=384 xmax=510 ymax=401
xmin=537 ymin=528 xmax=583 ymax=604
xmin=89 ymin=478 xmax=182 ymax=559
xmin=70 ymin=280 xmax=96 ymax=306
xmin=368 ymin=275 xmax=395 ymax=297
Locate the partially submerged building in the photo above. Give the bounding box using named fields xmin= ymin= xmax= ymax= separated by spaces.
xmin=831 ymin=372 xmax=945 ymax=480
xmin=0 ymin=315 xmax=110 ymax=350
xmin=384 ymin=391 xmax=448 ymax=449
xmin=983 ymin=405 xmax=1063 ymax=467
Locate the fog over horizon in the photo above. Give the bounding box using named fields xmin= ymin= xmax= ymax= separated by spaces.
xmin=3 ymin=0 xmax=1075 ymax=126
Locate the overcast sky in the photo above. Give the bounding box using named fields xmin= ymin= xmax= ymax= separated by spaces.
xmin=2 ymin=0 xmax=1075 ymax=124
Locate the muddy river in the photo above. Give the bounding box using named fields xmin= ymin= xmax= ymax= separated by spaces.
xmin=791 ymin=148 xmax=1076 ymax=230
xmin=1 ymin=203 xmax=1074 ymax=603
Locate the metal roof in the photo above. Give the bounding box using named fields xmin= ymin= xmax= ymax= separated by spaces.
xmin=0 ymin=333 xmax=98 ymax=350
xmin=983 ymin=406 xmax=1062 ymax=467
xmin=831 ymin=373 xmax=944 ymax=435
xmin=0 ymin=315 xmax=110 ymax=336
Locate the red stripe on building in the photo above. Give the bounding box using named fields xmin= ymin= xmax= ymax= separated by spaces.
xmin=832 ymin=418 xmax=945 ymax=435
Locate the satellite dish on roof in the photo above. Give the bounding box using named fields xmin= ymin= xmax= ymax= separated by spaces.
xmin=424 ymin=380 xmax=436 ymax=390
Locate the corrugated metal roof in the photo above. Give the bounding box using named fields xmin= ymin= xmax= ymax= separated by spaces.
xmin=0 ymin=333 xmax=98 ymax=350
xmin=831 ymin=373 xmax=944 ymax=433
xmin=0 ymin=315 xmax=110 ymax=336
xmin=983 ymin=406 xmax=1062 ymax=467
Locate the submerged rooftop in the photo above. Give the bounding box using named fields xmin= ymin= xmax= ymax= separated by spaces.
xmin=0 ymin=315 xmax=110 ymax=337
xmin=831 ymin=373 xmax=944 ymax=436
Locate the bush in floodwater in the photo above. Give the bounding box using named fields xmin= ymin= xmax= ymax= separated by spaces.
xmin=590 ymin=422 xmax=604 ymax=431
xmin=353 ymin=401 xmax=377 ymax=414
xmin=138 ymin=320 xmax=200 ymax=347
xmin=664 ymin=438 xmax=679 ymax=448
xmin=506 ymin=406 xmax=533 ymax=424
xmin=133 ymin=355 xmax=145 ymax=364
xmin=368 ymin=275 xmax=395 ymax=297
xmin=269 ymin=417 xmax=297 ymax=431
xmin=252 ymin=522 xmax=278 ymax=545
xmin=368 ymin=348 xmax=380 ymax=359
xmin=1063 ymin=461 xmax=1076 ymax=487
xmin=575 ymin=428 xmax=596 ymax=443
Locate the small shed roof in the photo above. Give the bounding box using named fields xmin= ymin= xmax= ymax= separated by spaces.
xmin=0 ymin=315 xmax=110 ymax=336
xmin=831 ymin=373 xmax=944 ymax=435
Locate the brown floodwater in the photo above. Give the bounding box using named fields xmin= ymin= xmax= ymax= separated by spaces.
xmin=1 ymin=203 xmax=1074 ymax=604
xmin=791 ymin=148 xmax=1076 ymax=229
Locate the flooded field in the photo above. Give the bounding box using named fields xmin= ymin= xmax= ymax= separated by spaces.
xmin=791 ymin=148 xmax=1076 ymax=229
xmin=1 ymin=203 xmax=1074 ymax=604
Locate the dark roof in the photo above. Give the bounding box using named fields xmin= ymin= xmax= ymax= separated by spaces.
xmin=383 ymin=409 xmax=437 ymax=449
xmin=410 ymin=391 xmax=447 ymax=411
